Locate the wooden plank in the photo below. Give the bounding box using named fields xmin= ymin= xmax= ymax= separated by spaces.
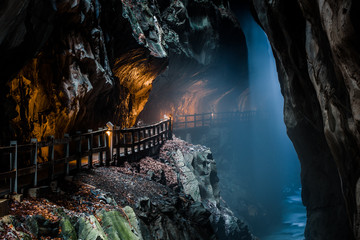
xmin=54 ymin=138 xmax=70 ymax=145
xmin=17 ymin=165 xmax=36 ymax=177
xmin=0 ymin=170 xmax=16 ymax=181
xmin=38 ymin=161 xmax=51 ymax=169
xmin=0 ymin=146 xmax=15 ymax=151
xmin=92 ymin=146 xmax=108 ymax=154
xmin=81 ymin=128 xmax=106 ymax=136
xmin=54 ymin=157 xmax=67 ymax=164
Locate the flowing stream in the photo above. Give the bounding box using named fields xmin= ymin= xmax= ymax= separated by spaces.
xmin=236 ymin=6 xmax=307 ymax=239
xmin=263 ymin=188 xmax=306 ymax=240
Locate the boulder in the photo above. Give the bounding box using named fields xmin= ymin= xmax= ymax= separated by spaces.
xmin=76 ymin=215 xmax=108 ymax=240
xmin=98 ymin=210 xmax=141 ymax=240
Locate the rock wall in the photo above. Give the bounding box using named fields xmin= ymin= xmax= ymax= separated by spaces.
xmin=1 ymin=0 xmax=167 ymax=142
xmin=0 ymin=0 xmax=248 ymax=143
xmin=139 ymin=0 xmax=249 ymax=122
xmin=244 ymin=0 xmax=360 ymax=239
xmin=160 ymin=137 xmax=256 ymax=240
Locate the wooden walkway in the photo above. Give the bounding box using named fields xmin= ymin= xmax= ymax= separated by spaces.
xmin=173 ymin=111 xmax=257 ymax=129
xmin=0 ymin=119 xmax=172 ymax=197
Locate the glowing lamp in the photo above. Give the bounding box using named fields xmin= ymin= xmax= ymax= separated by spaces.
xmin=106 ymin=130 xmax=111 ymax=136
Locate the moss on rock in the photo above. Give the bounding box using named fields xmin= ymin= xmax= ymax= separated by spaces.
xmin=76 ymin=215 xmax=108 ymax=240
xmin=98 ymin=210 xmax=141 ymax=240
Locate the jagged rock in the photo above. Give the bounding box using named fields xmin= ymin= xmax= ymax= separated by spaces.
xmin=245 ymin=0 xmax=360 ymax=238
xmin=172 ymin=149 xmax=201 ymax=202
xmin=123 ymin=206 xmax=144 ymax=240
xmin=162 ymin=138 xmax=256 ymax=239
xmin=76 ymin=215 xmax=108 ymax=240
xmin=59 ymin=216 xmax=77 ymax=240
xmin=25 ymin=216 xmax=39 ymax=238
xmin=0 ymin=215 xmax=32 ymax=239
xmin=98 ymin=210 xmax=141 ymax=240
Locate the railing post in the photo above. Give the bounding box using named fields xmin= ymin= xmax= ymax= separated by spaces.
xmin=160 ymin=123 xmax=164 ymax=143
xmin=137 ymin=131 xmax=141 ymax=152
xmin=114 ymin=132 xmax=120 ymax=166
xmin=142 ymin=130 xmax=146 ymax=150
xmin=116 ymin=132 xmax=121 ymax=165
xmin=106 ymin=122 xmax=114 ymax=165
xmin=48 ymin=136 xmax=55 ymax=180
xmin=164 ymin=121 xmax=168 ymax=140
xmin=202 ymin=113 xmax=205 ymax=127
xmin=152 ymin=127 xmax=156 ymax=147
xmin=104 ymin=130 xmax=110 ymax=166
xmin=98 ymin=128 xmax=104 ymax=166
xmin=123 ymin=132 xmax=128 ymax=157
xmin=194 ymin=114 xmax=197 ymax=128
xmin=76 ymin=131 xmax=82 ymax=171
xmin=64 ymin=134 xmax=70 ymax=175
xmin=10 ymin=141 xmax=17 ymax=194
xmin=31 ymin=138 xmax=38 ymax=187
xmin=87 ymin=129 xmax=93 ymax=169
xmin=131 ymin=131 xmax=135 ymax=154
xmin=169 ymin=118 xmax=172 ymax=140
xmin=185 ymin=115 xmax=187 ymax=129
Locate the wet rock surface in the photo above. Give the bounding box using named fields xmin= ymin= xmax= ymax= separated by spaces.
xmin=77 ymin=137 xmax=256 ymax=239
xmin=241 ymin=0 xmax=360 ymax=239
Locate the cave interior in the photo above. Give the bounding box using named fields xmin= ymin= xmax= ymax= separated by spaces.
xmin=0 ymin=0 xmax=360 ymax=239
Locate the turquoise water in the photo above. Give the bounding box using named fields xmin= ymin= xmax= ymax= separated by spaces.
xmin=263 ymin=188 xmax=306 ymax=240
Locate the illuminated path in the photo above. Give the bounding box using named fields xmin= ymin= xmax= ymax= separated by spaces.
xmin=173 ymin=111 xmax=258 ymax=130
xmin=0 ymin=119 xmax=172 ymax=196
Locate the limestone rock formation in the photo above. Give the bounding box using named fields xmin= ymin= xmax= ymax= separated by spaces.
xmin=160 ymin=138 xmax=256 ymax=240
xmin=140 ymin=0 xmax=249 ymax=122
xmin=0 ymin=0 xmax=247 ymax=143
xmin=243 ymin=0 xmax=360 ymax=239
xmin=1 ymin=0 xmax=169 ymax=142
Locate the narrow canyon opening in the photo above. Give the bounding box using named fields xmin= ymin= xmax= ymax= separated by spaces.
xmin=141 ymin=4 xmax=307 ymax=239
xmin=0 ymin=0 xmax=359 ymax=239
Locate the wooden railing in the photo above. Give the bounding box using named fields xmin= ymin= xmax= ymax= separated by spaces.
xmin=0 ymin=119 xmax=172 ymax=197
xmin=173 ymin=111 xmax=257 ymax=129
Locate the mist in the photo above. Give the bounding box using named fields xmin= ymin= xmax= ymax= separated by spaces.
xmin=174 ymin=5 xmax=306 ymax=239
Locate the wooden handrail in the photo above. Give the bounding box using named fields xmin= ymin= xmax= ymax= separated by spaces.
xmin=173 ymin=111 xmax=257 ymax=129
xmin=0 ymin=118 xmax=172 ymax=197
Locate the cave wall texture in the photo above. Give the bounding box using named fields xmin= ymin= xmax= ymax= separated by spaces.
xmin=2 ymin=0 xmax=360 ymax=239
xmin=0 ymin=0 xmax=248 ymax=143
xmin=244 ymin=0 xmax=360 ymax=239
xmin=0 ymin=0 xmax=169 ymax=142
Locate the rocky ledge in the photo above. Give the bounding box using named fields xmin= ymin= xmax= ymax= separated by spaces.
xmin=0 ymin=138 xmax=256 ymax=240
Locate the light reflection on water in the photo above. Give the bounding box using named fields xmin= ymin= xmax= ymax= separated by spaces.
xmin=263 ymin=188 xmax=306 ymax=240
